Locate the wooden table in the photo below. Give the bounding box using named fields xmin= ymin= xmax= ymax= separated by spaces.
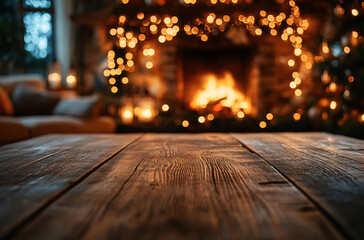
xmin=0 ymin=133 xmax=363 ymax=240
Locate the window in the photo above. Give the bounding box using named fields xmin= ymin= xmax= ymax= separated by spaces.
xmin=22 ymin=0 xmax=54 ymax=60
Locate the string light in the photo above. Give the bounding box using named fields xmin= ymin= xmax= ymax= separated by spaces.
xmin=293 ymin=113 xmax=301 ymax=121
xmin=182 ymin=120 xmax=189 ymax=127
xmin=351 ymin=9 xmax=359 ymax=16
xmin=330 ymin=101 xmax=337 ymax=110
xmin=207 ymin=114 xmax=214 ymax=121
xmin=237 ymin=111 xmax=245 ymax=119
xmin=266 ymin=113 xmax=273 ymax=120
xmin=259 ymin=121 xmax=267 ymax=128
xmin=122 ymin=77 xmax=129 ymax=84
xmin=198 ymin=116 xmax=206 ymax=123
xmin=105 ymin=0 xmax=316 ymax=126
xmin=162 ymin=104 xmax=170 ymax=112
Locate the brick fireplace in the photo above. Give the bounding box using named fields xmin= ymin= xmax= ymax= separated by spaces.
xmin=149 ymin=36 xmax=312 ymax=117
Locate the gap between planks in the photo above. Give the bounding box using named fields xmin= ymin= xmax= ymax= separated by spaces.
xmin=3 ymin=134 xmax=143 ymax=239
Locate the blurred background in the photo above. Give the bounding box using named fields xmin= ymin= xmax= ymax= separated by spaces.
xmin=0 ymin=0 xmax=363 ymax=138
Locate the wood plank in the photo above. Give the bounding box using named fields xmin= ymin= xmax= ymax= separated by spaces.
xmin=13 ymin=134 xmax=342 ymax=239
xmin=232 ymin=133 xmax=364 ymax=240
xmin=0 ymin=134 xmax=141 ymax=238
xmin=280 ymin=132 xmax=364 ymax=165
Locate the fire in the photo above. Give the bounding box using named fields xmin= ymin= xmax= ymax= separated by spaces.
xmin=190 ymin=72 xmax=251 ymax=113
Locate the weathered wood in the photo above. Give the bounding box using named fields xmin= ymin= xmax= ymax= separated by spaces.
xmin=13 ymin=134 xmax=342 ymax=240
xmin=0 ymin=134 xmax=141 ymax=238
xmin=280 ymin=132 xmax=364 ymax=165
xmin=232 ymin=133 xmax=364 ymax=240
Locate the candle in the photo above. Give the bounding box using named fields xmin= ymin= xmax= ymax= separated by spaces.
xmin=119 ymin=106 xmax=134 ymax=124
xmin=48 ymin=72 xmax=61 ymax=89
xmin=66 ymin=74 xmax=77 ymax=88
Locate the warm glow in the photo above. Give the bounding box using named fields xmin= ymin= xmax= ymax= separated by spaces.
xmin=293 ymin=113 xmax=301 ymax=121
xmin=150 ymin=15 xmax=157 ymax=22
xmin=288 ymin=59 xmax=295 ymax=67
xmin=216 ymin=18 xmax=223 ymax=25
xmin=348 ymin=75 xmax=354 ymax=82
xmin=294 ymin=48 xmax=302 ymax=56
xmin=198 ymin=116 xmax=206 ymax=123
xmin=189 ymin=72 xmax=250 ymax=113
xmin=292 ymin=71 xmax=299 ymax=78
xmin=182 ymin=120 xmax=189 ymax=127
xmin=266 ymin=113 xmax=273 ymax=120
xmin=109 ymin=77 xmax=116 ymax=85
xmin=139 ymin=34 xmax=146 ymax=41
xmin=110 ymin=28 xmax=117 ymax=36
xmin=162 ymin=104 xmax=169 ymax=112
xmin=127 ymin=60 xmax=134 ymax=67
xmin=237 ymin=111 xmax=245 ymax=119
xmin=223 ymin=15 xmax=230 ymax=22
xmin=361 ymin=114 xmax=364 ymax=122
xmin=148 ymin=49 xmax=155 ymax=56
xmin=344 ymin=46 xmax=351 ymax=54
xmin=207 ymin=113 xmax=214 ymax=121
xmin=351 ymin=9 xmax=359 ymax=16
xmin=295 ymin=89 xmax=302 ymax=96
xmin=255 ymin=28 xmax=262 ymax=35
xmin=352 ymin=31 xmax=359 ymax=38
xmin=111 ymin=86 xmax=118 ymax=93
xmin=329 ymin=82 xmax=337 ymax=92
xmin=301 ymin=54 xmax=308 ymax=62
xmin=123 ymin=110 xmax=133 ymax=119
xmin=150 ymin=25 xmax=158 ymax=32
xmin=294 ymin=77 xmax=301 ymax=84
xmin=116 ymin=58 xmax=123 ymax=65
xmin=158 ymin=35 xmax=166 ymax=43
xmin=125 ymin=53 xmax=133 ymax=59
xmin=330 ymin=101 xmax=337 ymax=110
xmin=172 ymin=16 xmax=178 ymax=23
xmin=207 ymin=15 xmax=214 ymax=23
xmin=137 ymin=12 xmax=144 ymax=20
xmin=322 ymin=42 xmax=330 ymax=54
xmin=281 ymin=34 xmax=288 ymax=41
xmin=66 ymin=74 xmax=76 ymax=88
xmin=289 ymin=82 xmax=297 ymax=89
xmin=142 ymin=108 xmax=152 ymax=118
xmin=122 ymin=77 xmax=129 ymax=84
xmin=259 ymin=121 xmax=267 ymax=128
xmin=48 ymin=72 xmax=61 ymax=89
xmin=146 ymin=61 xmax=153 ymax=69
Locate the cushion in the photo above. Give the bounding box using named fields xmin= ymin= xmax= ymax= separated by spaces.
xmin=0 ymin=74 xmax=46 ymax=95
xmin=53 ymin=96 xmax=100 ymax=118
xmin=0 ymin=117 xmax=29 ymax=145
xmin=0 ymin=86 xmax=14 ymax=115
xmin=11 ymin=84 xmax=60 ymax=116
xmin=19 ymin=115 xmax=116 ymax=137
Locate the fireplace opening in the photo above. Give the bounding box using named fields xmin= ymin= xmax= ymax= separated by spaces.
xmin=178 ymin=47 xmax=259 ymax=117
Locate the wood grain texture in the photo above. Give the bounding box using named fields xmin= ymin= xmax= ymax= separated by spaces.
xmin=13 ymin=134 xmax=342 ymax=240
xmin=280 ymin=132 xmax=364 ymax=166
xmin=0 ymin=134 xmax=140 ymax=238
xmin=232 ymin=132 xmax=364 ymax=240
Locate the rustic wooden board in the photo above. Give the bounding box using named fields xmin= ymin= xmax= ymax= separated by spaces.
xmin=13 ymin=134 xmax=342 ymax=240
xmin=232 ymin=133 xmax=364 ymax=240
xmin=0 ymin=134 xmax=141 ymax=238
xmin=281 ymin=132 xmax=364 ymax=166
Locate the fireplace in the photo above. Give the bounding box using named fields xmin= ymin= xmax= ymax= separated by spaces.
xmin=87 ymin=0 xmax=319 ymax=130
xmin=177 ymin=46 xmax=259 ymax=116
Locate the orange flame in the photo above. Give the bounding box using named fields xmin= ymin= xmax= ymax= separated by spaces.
xmin=189 ymin=72 xmax=251 ymax=113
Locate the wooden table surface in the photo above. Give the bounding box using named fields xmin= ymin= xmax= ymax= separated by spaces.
xmin=0 ymin=133 xmax=363 ymax=240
